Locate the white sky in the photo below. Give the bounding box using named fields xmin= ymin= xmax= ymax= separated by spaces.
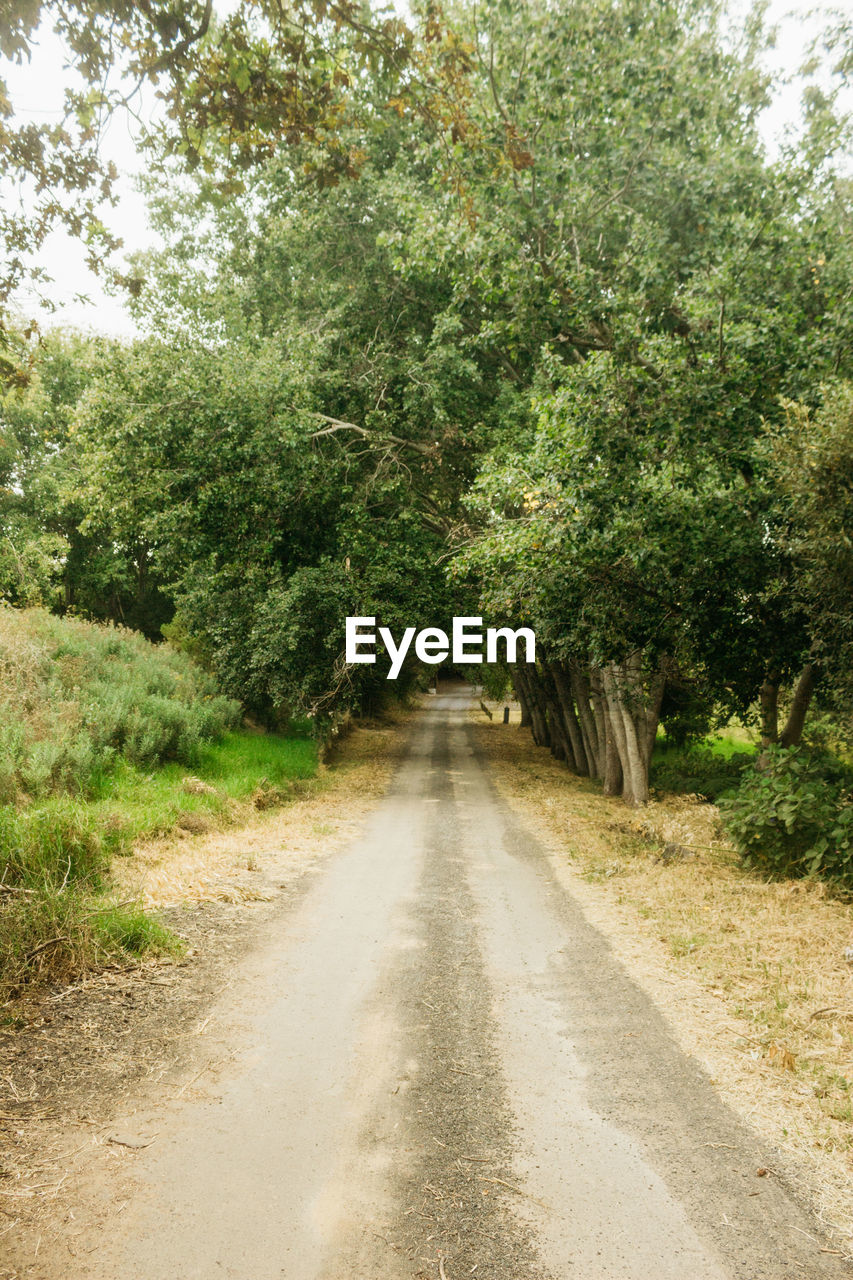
xmin=2 ymin=0 xmax=849 ymax=339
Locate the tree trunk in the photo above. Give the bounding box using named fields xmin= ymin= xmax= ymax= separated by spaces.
xmin=539 ymin=662 xmax=573 ymax=765
xmin=640 ymin=665 xmax=666 ymax=772
xmin=510 ymin=669 xmax=532 ymax=727
xmin=780 ymin=664 xmax=815 ymax=748
xmin=602 ymin=701 xmax=624 ymax=796
xmin=616 ymin=699 xmax=648 ymax=808
xmin=517 ymin=665 xmax=550 ymax=749
xmin=759 ymin=675 xmax=779 ymax=746
xmin=603 ymin=657 xmax=658 ymax=807
xmin=546 ymin=658 xmax=588 ymax=775
xmin=602 ymin=665 xmax=635 ymax=800
xmin=570 ymin=662 xmax=600 ymax=778
xmin=589 ymin=668 xmax=608 ymax=781
xmin=528 ymin=667 xmax=553 ymax=750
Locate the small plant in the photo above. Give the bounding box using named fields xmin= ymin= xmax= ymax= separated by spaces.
xmin=719 ymin=746 xmax=853 ymax=882
xmin=669 ymin=932 xmax=707 ymax=958
xmin=95 ymin=905 xmax=183 ymax=958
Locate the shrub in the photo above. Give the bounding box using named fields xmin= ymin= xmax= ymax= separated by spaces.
xmin=718 ymin=746 xmax=853 ymax=882
xmin=0 ymin=605 xmax=240 ymax=798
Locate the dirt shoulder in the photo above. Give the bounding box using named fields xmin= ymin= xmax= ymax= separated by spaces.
xmin=473 ymin=705 xmax=853 ymax=1259
xmin=0 ymin=717 xmax=405 ymax=1279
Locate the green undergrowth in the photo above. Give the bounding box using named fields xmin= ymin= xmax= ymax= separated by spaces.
xmin=84 ymin=730 xmax=318 ymax=839
xmin=0 ymin=727 xmax=317 ymax=1002
xmin=652 ymin=723 xmax=853 ymax=889
xmin=0 ymin=607 xmax=318 ymax=1003
xmin=719 ymin=745 xmax=853 ymax=883
xmin=651 ymin=735 xmax=756 ymax=801
xmin=194 ymin=730 xmax=317 ymax=796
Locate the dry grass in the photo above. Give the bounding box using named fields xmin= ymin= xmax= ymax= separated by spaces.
xmin=473 ymin=703 xmax=853 ymax=1251
xmin=0 ymin=606 xmax=47 ymax=693
xmin=111 ymin=719 xmax=402 ymax=910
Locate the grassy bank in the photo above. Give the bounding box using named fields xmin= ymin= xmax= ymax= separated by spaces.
xmin=0 ymin=608 xmax=317 ymax=1002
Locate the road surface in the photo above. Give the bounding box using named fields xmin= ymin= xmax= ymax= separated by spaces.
xmin=81 ymin=687 xmax=849 ymax=1279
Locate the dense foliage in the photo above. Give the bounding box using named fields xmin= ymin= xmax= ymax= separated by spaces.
xmin=719 ymin=747 xmax=853 ymax=881
xmin=0 ymin=605 xmax=239 ymax=801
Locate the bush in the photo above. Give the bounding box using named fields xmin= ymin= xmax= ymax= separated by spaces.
xmin=719 ymin=746 xmax=853 ymax=882
xmin=0 ymin=605 xmax=241 ymax=798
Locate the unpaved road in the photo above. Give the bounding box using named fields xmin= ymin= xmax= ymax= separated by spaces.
xmin=52 ymin=689 xmax=851 ymax=1277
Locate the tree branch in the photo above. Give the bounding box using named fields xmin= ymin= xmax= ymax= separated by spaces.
xmin=307 ymin=412 xmax=435 ymax=456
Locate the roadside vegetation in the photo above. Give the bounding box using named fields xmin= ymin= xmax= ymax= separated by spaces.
xmin=649 ymin=724 xmax=853 ymax=886
xmin=650 ymin=733 xmax=756 ymax=803
xmin=0 ymin=607 xmax=317 ymax=1002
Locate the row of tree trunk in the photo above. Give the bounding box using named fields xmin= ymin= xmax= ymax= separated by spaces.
xmin=510 ymin=653 xmax=817 ymax=806
xmin=510 ymin=649 xmax=666 ymax=807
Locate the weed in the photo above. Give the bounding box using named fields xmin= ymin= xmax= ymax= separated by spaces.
xmin=669 ymin=932 xmax=708 ymax=958
xmin=94 ymin=905 xmax=184 ymax=958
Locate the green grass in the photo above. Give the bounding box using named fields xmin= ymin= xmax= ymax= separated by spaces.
xmin=3 ymin=731 xmax=318 ymax=885
xmin=93 ymin=904 xmax=185 ymax=958
xmin=0 ymin=726 xmax=318 ymax=1001
xmin=76 ymin=729 xmax=317 ymax=843
xmin=702 ymin=726 xmax=756 ymax=758
xmin=0 ymin=606 xmax=319 ymax=1001
xmin=195 ymin=730 xmax=316 ymax=795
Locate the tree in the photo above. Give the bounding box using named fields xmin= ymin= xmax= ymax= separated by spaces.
xmin=0 ymin=329 xmax=172 ymax=631
xmin=7 ymin=0 xmax=853 ymax=772
xmin=762 ymin=384 xmax=853 ymax=723
xmin=0 ymin=0 xmax=473 ymax=362
xmin=441 ymin=0 xmax=853 ymax=803
xmin=71 ymin=327 xmax=461 ymax=724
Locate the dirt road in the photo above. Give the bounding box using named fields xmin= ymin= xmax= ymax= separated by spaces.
xmin=68 ymin=689 xmax=849 ymax=1278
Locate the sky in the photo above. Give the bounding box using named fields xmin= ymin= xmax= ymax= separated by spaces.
xmin=3 ymin=0 xmax=849 ymax=339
